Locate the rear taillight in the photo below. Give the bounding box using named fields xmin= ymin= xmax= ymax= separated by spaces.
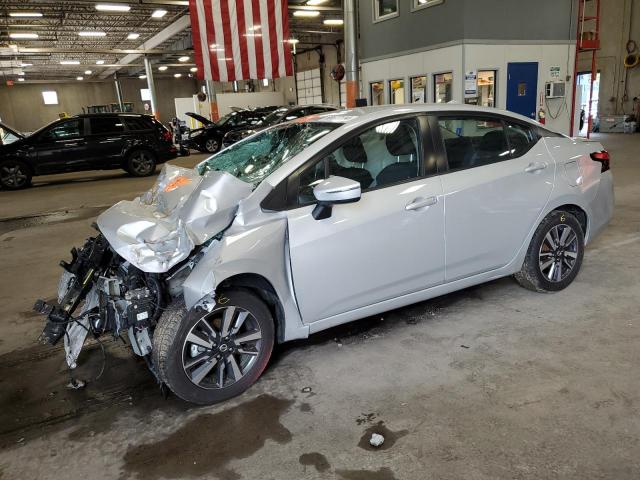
xmin=590 ymin=150 xmax=610 ymax=173
xmin=162 ymin=129 xmax=172 ymax=142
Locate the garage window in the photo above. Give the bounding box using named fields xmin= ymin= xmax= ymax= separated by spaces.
xmin=89 ymin=117 xmax=125 ymax=135
xmin=389 ymin=79 xmax=405 ymax=104
xmin=438 ymin=117 xmax=509 ymax=171
xmin=373 ymin=0 xmax=399 ymax=22
xmin=42 ymin=91 xmax=58 ymax=105
xmin=412 ymin=0 xmax=444 ymax=11
xmin=370 ymin=81 xmax=385 ymax=106
xmin=410 ymin=76 xmax=427 ymax=103
xmin=434 ymin=72 xmax=453 ymax=103
xmin=477 ymin=70 xmax=497 ymax=108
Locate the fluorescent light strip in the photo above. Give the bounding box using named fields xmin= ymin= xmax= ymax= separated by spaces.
xmin=95 ymin=4 xmax=131 ymax=12
xmin=127 ymin=33 xmax=140 ymax=40
xmin=9 ymin=12 xmax=43 ymax=17
xmin=293 ymin=10 xmax=320 ymax=17
xmin=151 ymin=9 xmax=167 ymax=18
xmin=9 ymin=33 xmax=39 ymax=39
xmin=60 ymin=60 xmax=80 ymax=65
xmin=78 ymin=31 xmax=106 ymax=37
xmin=323 ymin=19 xmax=344 ymax=25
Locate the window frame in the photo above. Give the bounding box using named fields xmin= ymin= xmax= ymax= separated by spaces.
xmin=476 ymin=69 xmax=498 ymax=108
xmin=430 ymin=112 xmax=542 ymax=174
xmin=411 ymin=0 xmax=444 ymax=12
xmin=38 ymin=118 xmax=84 ymax=142
xmin=373 ymin=0 xmax=400 ymax=23
xmin=410 ymin=75 xmax=428 ymax=103
xmin=388 ymin=78 xmax=406 ymax=104
xmin=433 ymin=71 xmax=454 ymax=103
xmin=369 ymin=80 xmax=385 ymax=106
xmin=279 ymin=114 xmax=438 ymax=211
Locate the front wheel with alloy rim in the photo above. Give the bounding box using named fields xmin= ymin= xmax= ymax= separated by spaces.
xmin=514 ymin=210 xmax=585 ymax=292
xmin=204 ymin=137 xmax=220 ymax=153
xmin=125 ymin=150 xmax=157 ymax=177
xmin=0 ymin=160 xmax=32 ymax=190
xmin=152 ymin=290 xmax=274 ymax=404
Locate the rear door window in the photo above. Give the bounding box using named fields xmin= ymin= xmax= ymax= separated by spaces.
xmin=437 ymin=117 xmax=510 ymax=171
xmin=504 ymin=122 xmax=538 ymax=157
xmin=89 ymin=117 xmax=125 ymax=135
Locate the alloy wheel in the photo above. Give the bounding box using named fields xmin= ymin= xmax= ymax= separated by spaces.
xmin=130 ymin=152 xmax=154 ymax=175
xmin=182 ymin=306 xmax=263 ymax=389
xmin=1 ymin=163 xmax=28 ymax=188
xmin=205 ymin=138 xmax=219 ymax=153
xmin=538 ymin=224 xmax=579 ymax=282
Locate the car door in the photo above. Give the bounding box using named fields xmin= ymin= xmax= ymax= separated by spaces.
xmin=285 ymin=116 xmax=445 ymax=323
xmin=435 ymin=114 xmax=555 ymax=281
xmin=34 ymin=118 xmax=88 ymax=173
xmin=86 ymin=116 xmax=127 ymax=166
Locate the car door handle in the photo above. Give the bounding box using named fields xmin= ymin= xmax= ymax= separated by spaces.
xmin=525 ymin=162 xmax=548 ymax=173
xmin=405 ymin=196 xmax=438 ymax=211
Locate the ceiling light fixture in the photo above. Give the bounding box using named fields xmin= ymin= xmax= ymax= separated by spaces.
xmin=9 ymin=33 xmax=39 ymax=39
xmin=20 ymin=63 xmax=32 ymax=67
xmin=9 ymin=12 xmax=43 ymax=17
xmin=306 ymin=0 xmax=328 ymax=5
xmin=190 ymin=67 xmax=198 ymax=72
xmin=293 ymin=10 xmax=320 ymax=17
xmin=95 ymin=4 xmax=131 ymax=12
xmin=96 ymin=60 xmax=105 ymax=65
xmin=158 ymin=65 xmax=168 ymax=71
xmin=178 ymin=56 xmax=189 ymax=62
xmin=127 ymin=33 xmax=140 ymax=40
xmin=151 ymin=9 xmax=167 ymax=18
xmin=286 ymin=38 xmax=300 ymax=44
xmin=77 ymin=76 xmax=84 ymax=81
xmin=78 ymin=31 xmax=107 ymax=37
xmin=84 ymin=70 xmax=92 ymax=75
xmin=17 ymin=72 xmax=25 ymax=76
xmin=18 ymin=78 xmax=25 ymax=82
xmin=323 ymin=19 xmax=344 ymax=25
xmin=60 ymin=60 xmax=80 ymax=65
xmin=174 ymin=73 xmax=182 ymax=78
xmin=139 ymin=75 xmax=147 ymax=79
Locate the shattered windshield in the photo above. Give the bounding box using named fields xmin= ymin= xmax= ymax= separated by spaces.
xmin=198 ymin=122 xmax=336 ymax=187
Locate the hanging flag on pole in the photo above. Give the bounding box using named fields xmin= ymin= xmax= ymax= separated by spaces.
xmin=189 ymin=0 xmax=294 ymax=82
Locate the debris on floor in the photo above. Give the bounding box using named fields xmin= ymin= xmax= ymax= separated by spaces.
xmin=66 ymin=378 xmax=86 ymax=390
xmin=369 ymin=433 xmax=385 ymax=447
xmin=301 ymin=386 xmax=312 ymax=393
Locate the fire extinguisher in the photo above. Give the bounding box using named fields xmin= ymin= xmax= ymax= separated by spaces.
xmin=538 ymin=108 xmax=546 ymax=125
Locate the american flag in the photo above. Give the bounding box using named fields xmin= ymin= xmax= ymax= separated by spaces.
xmin=189 ymin=0 xmax=294 ymax=82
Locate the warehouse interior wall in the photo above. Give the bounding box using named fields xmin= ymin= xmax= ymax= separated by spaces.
xmin=0 ymin=77 xmax=199 ymax=132
xmin=578 ymin=0 xmax=640 ymax=117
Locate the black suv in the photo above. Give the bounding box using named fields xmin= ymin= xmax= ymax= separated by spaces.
xmin=0 ymin=113 xmax=177 ymax=190
xmin=182 ymin=110 xmax=267 ymax=153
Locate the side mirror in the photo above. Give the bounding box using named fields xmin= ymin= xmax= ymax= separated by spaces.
xmin=312 ymin=176 xmax=361 ymax=220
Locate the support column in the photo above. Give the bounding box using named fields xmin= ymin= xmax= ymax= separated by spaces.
xmin=113 ymin=74 xmax=125 ymax=112
xmin=143 ymin=56 xmax=159 ymax=119
xmin=344 ymin=0 xmax=359 ymax=108
xmin=205 ymin=79 xmax=219 ymax=121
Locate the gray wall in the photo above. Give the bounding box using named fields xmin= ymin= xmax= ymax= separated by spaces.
xmin=358 ymin=0 xmax=577 ymax=61
xmin=0 ymin=77 xmax=199 ymax=132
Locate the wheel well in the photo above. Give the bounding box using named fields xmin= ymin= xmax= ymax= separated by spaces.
xmin=554 ymin=204 xmax=588 ymax=234
xmin=217 ymin=273 xmax=286 ymax=343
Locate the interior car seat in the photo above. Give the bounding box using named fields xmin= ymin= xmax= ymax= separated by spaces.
xmin=376 ymin=123 xmax=418 ymax=185
xmin=331 ymin=136 xmax=373 ymax=189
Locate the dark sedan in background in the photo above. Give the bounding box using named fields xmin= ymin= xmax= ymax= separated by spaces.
xmin=221 ymin=104 xmax=338 ymax=148
xmin=0 ymin=113 xmax=177 ymax=190
xmin=182 ymin=109 xmax=268 ymax=154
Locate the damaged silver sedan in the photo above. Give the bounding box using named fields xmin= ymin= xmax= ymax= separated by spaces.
xmin=36 ymin=105 xmax=614 ymax=404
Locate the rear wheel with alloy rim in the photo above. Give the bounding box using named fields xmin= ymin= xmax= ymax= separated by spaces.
xmin=153 ymin=290 xmax=274 ymax=404
xmin=125 ymin=150 xmax=157 ymax=177
xmin=515 ymin=210 xmax=584 ymax=292
xmin=0 ymin=160 xmax=32 ymax=190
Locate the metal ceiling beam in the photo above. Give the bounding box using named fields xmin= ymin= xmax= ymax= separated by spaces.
xmin=1 ymin=47 xmax=192 ymax=55
xmin=98 ymin=14 xmax=191 ymax=78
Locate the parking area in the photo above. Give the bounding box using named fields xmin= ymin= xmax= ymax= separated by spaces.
xmin=0 ymin=132 xmax=638 ymax=479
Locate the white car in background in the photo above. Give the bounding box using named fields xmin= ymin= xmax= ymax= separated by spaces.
xmin=37 ymin=105 xmax=614 ymax=404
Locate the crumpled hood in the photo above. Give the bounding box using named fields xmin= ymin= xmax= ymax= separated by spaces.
xmin=97 ymin=164 xmax=252 ymax=273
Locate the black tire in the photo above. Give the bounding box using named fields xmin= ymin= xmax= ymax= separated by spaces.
xmin=204 ymin=136 xmax=221 ymax=154
xmin=152 ymin=290 xmax=274 ymax=405
xmin=125 ymin=149 xmax=157 ymax=177
xmin=514 ymin=210 xmax=585 ymax=292
xmin=0 ymin=159 xmax=32 ymax=190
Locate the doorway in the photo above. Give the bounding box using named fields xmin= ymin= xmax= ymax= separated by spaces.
xmin=506 ymin=62 xmax=538 ymax=120
xmin=577 ymin=71 xmax=600 ymax=136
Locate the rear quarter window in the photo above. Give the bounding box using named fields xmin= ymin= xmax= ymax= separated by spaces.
xmin=123 ymin=116 xmax=154 ymax=131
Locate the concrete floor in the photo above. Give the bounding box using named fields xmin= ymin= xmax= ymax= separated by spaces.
xmin=0 ymin=135 xmax=638 ymax=480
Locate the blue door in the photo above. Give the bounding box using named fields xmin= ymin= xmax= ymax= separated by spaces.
xmin=506 ymin=62 xmax=538 ymax=120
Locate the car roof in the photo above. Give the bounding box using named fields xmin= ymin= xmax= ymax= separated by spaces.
xmin=307 ymin=104 xmax=541 ymax=128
